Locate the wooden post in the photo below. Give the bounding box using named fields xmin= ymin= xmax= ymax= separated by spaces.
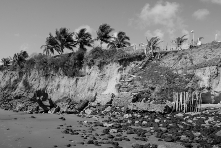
xmin=176 ymin=92 xmax=179 ymax=111
xmin=186 ymin=92 xmax=189 ymax=112
xmin=180 ymin=92 xmax=182 ymax=112
xmin=195 ymin=92 xmax=198 ymax=112
xmin=191 ymin=92 xmax=194 ymax=112
xmin=183 ymin=92 xmax=185 ymax=113
xmin=199 ymin=92 xmax=202 ymax=112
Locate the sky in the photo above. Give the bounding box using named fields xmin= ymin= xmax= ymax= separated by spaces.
xmin=0 ymin=0 xmax=221 ymax=59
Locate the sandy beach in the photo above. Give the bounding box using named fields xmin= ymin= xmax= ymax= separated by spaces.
xmin=0 ymin=109 xmax=188 ymax=148
xmin=0 ymin=109 xmax=101 ymax=148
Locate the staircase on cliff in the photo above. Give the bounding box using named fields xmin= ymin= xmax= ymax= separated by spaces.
xmin=112 ymin=54 xmax=153 ymax=107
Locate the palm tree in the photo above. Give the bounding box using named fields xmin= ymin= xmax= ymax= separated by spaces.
xmin=1 ymin=57 xmax=11 ymax=67
xmin=96 ymin=24 xmax=114 ymax=48
xmin=74 ymin=28 xmax=93 ymax=52
xmin=41 ymin=34 xmax=56 ymax=56
xmin=13 ymin=50 xmax=29 ymax=68
xmin=41 ymin=28 xmax=76 ymax=55
xmin=174 ymin=35 xmax=188 ymax=48
xmin=146 ymin=37 xmax=162 ymax=57
xmin=107 ymin=31 xmax=131 ymax=49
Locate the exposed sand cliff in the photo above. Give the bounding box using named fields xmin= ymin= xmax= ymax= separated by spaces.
xmin=1 ymin=42 xmax=221 ymax=108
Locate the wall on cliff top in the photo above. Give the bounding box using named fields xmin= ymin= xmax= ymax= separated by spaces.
xmin=0 ymin=62 xmax=132 ymax=103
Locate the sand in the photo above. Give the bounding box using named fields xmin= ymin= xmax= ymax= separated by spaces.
xmin=0 ymin=109 xmax=186 ymax=148
xmin=0 ymin=109 xmax=99 ymax=148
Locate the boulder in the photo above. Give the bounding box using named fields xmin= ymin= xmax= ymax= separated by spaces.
xmin=75 ymin=100 xmax=89 ymax=111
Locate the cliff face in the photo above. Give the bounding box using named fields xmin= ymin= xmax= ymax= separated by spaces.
xmin=0 ymin=63 xmax=125 ymax=104
xmin=195 ymin=66 xmax=221 ymax=103
xmin=160 ymin=42 xmax=221 ymax=104
xmin=1 ymin=43 xmax=221 ymax=107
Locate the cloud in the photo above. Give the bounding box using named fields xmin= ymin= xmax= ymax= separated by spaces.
xmin=145 ymin=29 xmax=164 ymax=39
xmin=193 ymin=9 xmax=210 ymax=20
xmin=132 ymin=1 xmax=186 ymax=40
xmin=138 ymin=1 xmax=180 ymax=28
xmin=20 ymin=43 xmax=29 ymax=51
xmin=200 ymin=0 xmax=221 ymax=5
xmin=75 ymin=25 xmax=94 ymax=34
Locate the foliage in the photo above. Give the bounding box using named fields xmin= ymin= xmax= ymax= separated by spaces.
xmin=1 ymin=57 xmax=11 ymax=67
xmin=84 ymin=46 xmax=144 ymax=70
xmin=145 ymin=37 xmax=162 ymax=57
xmin=96 ymin=24 xmax=114 ymax=48
xmin=140 ymin=63 xmax=197 ymax=91
xmin=74 ymin=28 xmax=93 ymax=52
xmin=41 ymin=28 xmax=76 ymax=55
xmin=11 ymin=51 xmax=29 ymax=70
xmin=138 ymin=63 xmax=199 ymax=101
xmin=108 ymin=31 xmax=131 ymax=49
xmin=174 ymin=34 xmax=188 ymax=47
xmin=21 ymin=50 xmax=85 ymax=77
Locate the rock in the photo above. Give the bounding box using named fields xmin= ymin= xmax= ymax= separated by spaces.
xmin=124 ymin=114 xmax=132 ymax=118
xmin=142 ymin=121 xmax=148 ymax=125
xmin=109 ymin=129 xmax=118 ymax=133
xmin=75 ymin=100 xmax=89 ymax=111
xmin=103 ymin=123 xmax=113 ymax=127
xmin=164 ymin=136 xmax=174 ymax=142
xmin=102 ymin=129 xmax=109 ymax=134
xmin=135 ymin=121 xmax=139 ymax=124
xmin=193 ymin=132 xmax=201 ymax=137
xmin=155 ymin=119 xmax=160 ymax=123
xmin=216 ymin=130 xmax=221 ymax=136
xmin=87 ymin=140 xmax=94 ymax=144
xmin=103 ymin=106 xmax=111 ymax=113
xmin=52 ymin=106 xmax=60 ymax=114
xmin=176 ymin=113 xmax=184 ymax=117
xmin=85 ymin=108 xmax=93 ymax=115
xmin=132 ymin=143 xmax=143 ymax=148
xmin=158 ymin=145 xmax=168 ymax=148
xmin=59 ymin=117 xmax=66 ymax=121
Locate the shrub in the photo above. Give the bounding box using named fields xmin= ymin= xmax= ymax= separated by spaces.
xmin=138 ymin=62 xmax=199 ymax=101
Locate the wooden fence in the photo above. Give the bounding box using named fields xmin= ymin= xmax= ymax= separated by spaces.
xmin=173 ymin=91 xmax=202 ymax=113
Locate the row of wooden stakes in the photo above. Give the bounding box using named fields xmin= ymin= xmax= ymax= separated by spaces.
xmin=173 ymin=91 xmax=202 ymax=113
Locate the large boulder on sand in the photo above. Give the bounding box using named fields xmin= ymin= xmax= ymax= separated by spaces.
xmin=75 ymin=100 xmax=89 ymax=111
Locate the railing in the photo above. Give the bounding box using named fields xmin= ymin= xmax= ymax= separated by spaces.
xmin=115 ymin=43 xmax=191 ymax=55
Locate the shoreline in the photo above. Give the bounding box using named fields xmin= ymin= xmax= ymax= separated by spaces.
xmin=0 ymin=109 xmax=186 ymax=148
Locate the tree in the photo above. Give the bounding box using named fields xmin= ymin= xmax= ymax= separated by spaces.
xmin=1 ymin=57 xmax=11 ymax=67
xmin=12 ymin=50 xmax=29 ymax=68
xmin=74 ymin=28 xmax=93 ymax=52
xmin=107 ymin=31 xmax=131 ymax=49
xmin=41 ymin=34 xmax=56 ymax=56
xmin=41 ymin=28 xmax=76 ymax=55
xmin=96 ymin=24 xmax=114 ymax=48
xmin=146 ymin=37 xmax=162 ymax=57
xmin=174 ymin=35 xmax=188 ymax=48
